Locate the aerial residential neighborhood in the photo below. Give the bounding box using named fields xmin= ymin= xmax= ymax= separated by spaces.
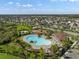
xmin=0 ymin=15 xmax=79 ymax=59
xmin=0 ymin=0 xmax=79 ymax=59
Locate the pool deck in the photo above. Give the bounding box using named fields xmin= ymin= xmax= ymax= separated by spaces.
xmin=23 ymin=35 xmax=52 ymax=49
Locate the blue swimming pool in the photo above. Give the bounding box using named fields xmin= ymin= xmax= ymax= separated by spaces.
xmin=24 ymin=35 xmax=51 ymax=46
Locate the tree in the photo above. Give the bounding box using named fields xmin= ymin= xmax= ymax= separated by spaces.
xmin=37 ymin=48 xmax=44 ymax=59
xmin=48 ymin=57 xmax=52 ymax=59
xmin=28 ymin=52 xmax=35 ymax=59
xmin=61 ymin=39 xmax=73 ymax=51
xmin=51 ymin=44 xmax=58 ymax=53
xmin=16 ymin=40 xmax=27 ymax=59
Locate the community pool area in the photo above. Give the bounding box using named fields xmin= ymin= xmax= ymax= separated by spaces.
xmin=23 ymin=35 xmax=51 ymax=49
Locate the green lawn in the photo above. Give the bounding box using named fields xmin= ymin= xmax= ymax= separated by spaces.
xmin=0 ymin=53 xmax=21 ymax=59
xmin=17 ymin=25 xmax=32 ymax=31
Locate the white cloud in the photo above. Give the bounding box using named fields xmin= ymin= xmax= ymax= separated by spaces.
xmin=38 ymin=3 xmax=42 ymax=6
xmin=49 ymin=0 xmax=57 ymax=2
xmin=21 ymin=4 xmax=32 ymax=7
xmin=60 ymin=0 xmax=68 ymax=2
xmin=68 ymin=0 xmax=79 ymax=2
xmin=16 ymin=2 xmax=20 ymax=5
xmin=8 ymin=2 xmax=13 ymax=4
xmin=22 ymin=5 xmax=27 ymax=7
xmin=26 ymin=4 xmax=32 ymax=7
xmin=49 ymin=0 xmax=79 ymax=2
xmin=16 ymin=3 xmax=33 ymax=7
xmin=16 ymin=3 xmax=20 ymax=6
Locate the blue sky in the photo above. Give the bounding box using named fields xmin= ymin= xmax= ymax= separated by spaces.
xmin=0 ymin=0 xmax=79 ymax=14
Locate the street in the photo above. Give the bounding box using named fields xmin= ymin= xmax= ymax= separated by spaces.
xmin=61 ymin=41 xmax=79 ymax=59
xmin=63 ymin=49 xmax=79 ymax=59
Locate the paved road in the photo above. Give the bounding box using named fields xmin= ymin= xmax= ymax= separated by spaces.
xmin=34 ymin=27 xmax=79 ymax=36
xmin=61 ymin=41 xmax=79 ymax=59
xmin=64 ymin=31 xmax=79 ymax=36
xmin=42 ymin=27 xmax=79 ymax=36
xmin=62 ymin=49 xmax=79 ymax=59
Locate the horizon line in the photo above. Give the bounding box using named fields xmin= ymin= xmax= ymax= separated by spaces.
xmin=0 ymin=14 xmax=79 ymax=16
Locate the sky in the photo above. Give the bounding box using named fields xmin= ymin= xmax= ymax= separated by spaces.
xmin=0 ymin=0 xmax=79 ymax=14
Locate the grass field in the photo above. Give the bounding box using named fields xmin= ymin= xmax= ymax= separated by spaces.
xmin=0 ymin=53 xmax=21 ymax=59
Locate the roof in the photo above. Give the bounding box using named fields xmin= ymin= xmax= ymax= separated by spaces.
xmin=55 ymin=33 xmax=67 ymax=41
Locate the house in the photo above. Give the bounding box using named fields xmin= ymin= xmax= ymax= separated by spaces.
xmin=19 ymin=31 xmax=29 ymax=35
xmin=51 ymin=33 xmax=67 ymax=46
